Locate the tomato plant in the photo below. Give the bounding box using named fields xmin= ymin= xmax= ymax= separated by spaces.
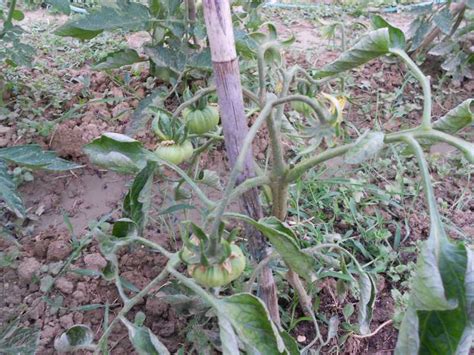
xmin=49 ymin=3 xmax=473 ymax=355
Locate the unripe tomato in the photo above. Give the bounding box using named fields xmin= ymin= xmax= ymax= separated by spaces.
xmin=228 ymin=244 xmax=246 ymax=281
xmin=183 ymin=105 xmax=219 ymax=135
xmin=155 ymin=140 xmax=193 ymax=165
xmin=188 ymin=264 xmax=230 ymax=288
xmin=292 ymin=100 xmax=313 ymax=117
xmin=187 ymin=244 xmax=246 ymax=288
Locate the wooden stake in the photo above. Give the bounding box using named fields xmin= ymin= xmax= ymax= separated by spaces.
xmin=202 ymin=0 xmax=280 ymax=323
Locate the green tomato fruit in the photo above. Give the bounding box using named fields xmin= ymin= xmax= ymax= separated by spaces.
xmin=227 ymin=244 xmax=246 ymax=282
xmin=155 ymin=140 xmax=193 ymax=165
xmin=187 ymin=244 xmax=246 ymax=287
xmin=188 ymin=264 xmax=230 ymax=288
xmin=183 ymin=105 xmax=219 ymax=135
xmin=291 ymin=100 xmax=313 ymax=117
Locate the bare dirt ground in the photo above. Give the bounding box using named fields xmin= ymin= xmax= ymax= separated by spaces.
xmin=1 ymin=5 xmax=472 ymax=355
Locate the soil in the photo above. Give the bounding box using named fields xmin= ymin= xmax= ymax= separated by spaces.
xmin=1 ymin=5 xmax=472 ymax=355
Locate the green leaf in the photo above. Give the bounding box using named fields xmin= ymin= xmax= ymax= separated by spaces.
xmin=12 ymin=10 xmax=25 ymax=21
xmin=158 ymin=203 xmax=195 ymax=216
xmin=433 ymin=7 xmax=453 ymax=35
xmin=371 ymin=15 xmax=406 ymax=50
xmin=123 ymin=162 xmax=156 ymax=232
xmin=144 ymin=45 xmax=185 ymax=75
xmin=0 ymin=317 xmax=40 ymax=354
xmin=55 ymin=2 xmax=151 ymax=39
xmin=121 ymin=317 xmax=170 ymax=355
xmin=408 ymin=18 xmax=432 ymax=51
xmin=0 ymin=145 xmax=81 ymax=171
xmin=344 ymin=131 xmax=384 ymax=164
xmin=433 ymin=99 xmax=473 ymax=134
xmin=54 ymin=23 xmax=103 ymax=40
xmin=126 ymin=88 xmax=167 ymax=135
xmin=0 ymin=161 xmax=25 ymax=218
xmin=46 ymin=0 xmax=71 ymax=15
xmin=314 ymin=28 xmax=403 ymax=78
xmin=358 ymin=273 xmax=376 ymax=334
xmin=280 ymin=331 xmax=300 ymax=355
xmin=83 ymin=132 xmax=148 ymax=174
xmin=235 ymin=215 xmax=318 ymax=282
xmin=217 ymin=293 xmax=286 ymax=354
xmin=54 ymin=325 xmax=94 ymax=352
xmin=396 ymin=219 xmax=473 ymax=354
xmin=94 ymin=49 xmax=144 ymax=70
xmin=112 ymin=218 xmax=138 ymax=238
xmin=218 ymin=315 xmax=239 ymax=355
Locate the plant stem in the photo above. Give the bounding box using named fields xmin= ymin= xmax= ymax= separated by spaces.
xmin=227 ymin=175 xmax=271 ymax=203
xmin=94 ymin=256 xmax=178 ymax=353
xmin=155 ymin=158 xmax=216 ymax=209
xmin=208 ymin=99 xmax=276 ymax=236
xmin=167 ymin=266 xmax=220 ymax=308
xmin=136 ymin=237 xmax=173 ymax=258
xmin=6 ymin=0 xmax=17 ymax=25
xmin=276 ymin=94 xmax=328 ymax=123
xmin=173 ymin=86 xmax=216 ymax=118
xmin=390 ymin=49 xmax=432 ymax=129
xmin=286 ymin=143 xmax=355 ymax=182
xmin=401 ymin=136 xmax=443 ymax=236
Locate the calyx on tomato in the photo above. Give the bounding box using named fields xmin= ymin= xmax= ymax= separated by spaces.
xmin=179 ymin=224 xmax=246 ymax=288
xmin=187 ymin=245 xmax=246 ymax=288
xmin=154 ymin=140 xmax=193 ymax=165
xmin=151 ymin=111 xmax=188 ymax=144
xmin=182 ymin=105 xmax=219 ymax=135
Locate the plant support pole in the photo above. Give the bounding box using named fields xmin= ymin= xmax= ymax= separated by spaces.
xmin=202 ymin=0 xmax=280 ymax=323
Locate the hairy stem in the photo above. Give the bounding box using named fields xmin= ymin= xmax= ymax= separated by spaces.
xmin=94 ymin=256 xmax=178 ymax=353
xmin=401 ymin=136 xmax=443 ymax=237
xmin=391 ymin=49 xmax=432 ymax=129
xmin=286 ymin=143 xmax=355 ymax=182
xmin=156 ymin=158 xmax=216 ymax=209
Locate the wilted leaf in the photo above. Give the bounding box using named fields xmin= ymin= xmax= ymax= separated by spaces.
xmin=358 ymin=273 xmax=376 ymax=334
xmin=408 ymin=17 xmax=432 ymax=51
xmin=123 ymin=162 xmax=156 ymax=232
xmin=396 ymin=235 xmax=473 ymax=354
xmin=126 ymin=88 xmax=167 ymax=135
xmin=0 ymin=145 xmax=81 ymax=170
xmin=83 ymin=132 xmax=148 ymax=174
xmin=327 ymin=316 xmax=340 ymax=340
xmin=45 ymin=0 xmax=71 ymax=15
xmin=54 ymin=325 xmax=94 ymax=352
xmin=217 ymin=293 xmax=286 ymax=354
xmin=94 ymin=49 xmax=144 ymax=70
xmin=0 ymin=317 xmax=40 ymax=354
xmin=433 ymin=7 xmax=453 ymax=35
xmin=433 ymin=99 xmax=473 ymax=134
xmin=144 ymin=45 xmax=185 ymax=74
xmin=218 ymin=315 xmax=239 ymax=355
xmin=55 ymin=2 xmax=151 ymax=40
xmin=234 ymin=215 xmax=318 ymax=282
xmin=0 ymin=161 xmax=25 ymax=218
xmin=196 ymin=170 xmax=222 ymax=190
xmin=395 ymin=143 xmax=473 ymax=354
xmin=121 ymin=317 xmax=170 ymax=355
xmin=344 ymin=131 xmax=384 ymax=164
xmin=314 ymin=27 xmax=404 ymax=78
